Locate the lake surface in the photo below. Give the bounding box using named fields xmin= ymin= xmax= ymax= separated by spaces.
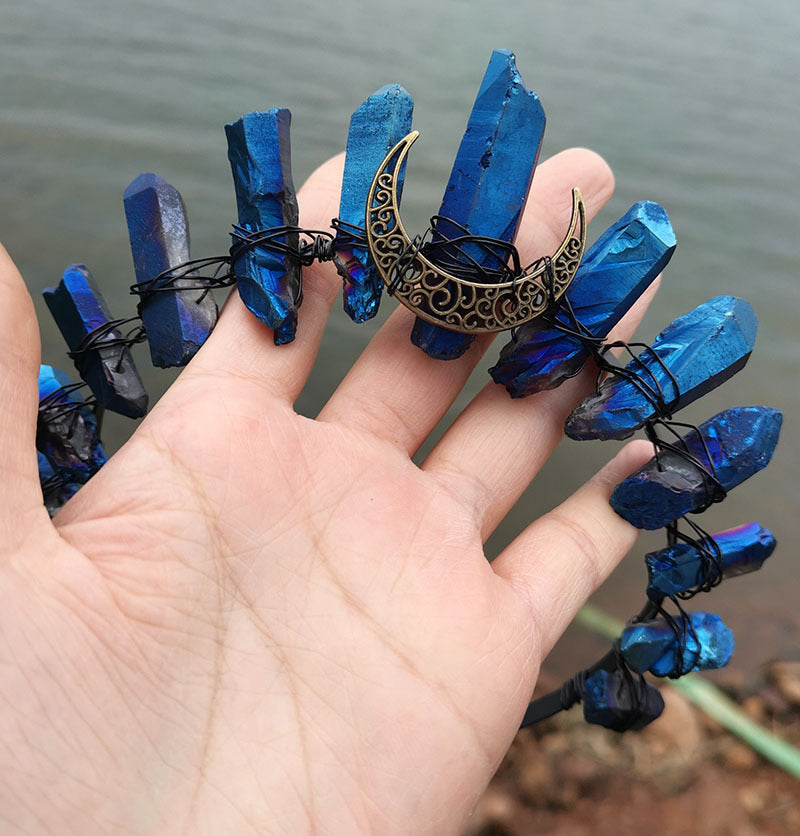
xmin=2 ymin=0 xmax=798 ymax=677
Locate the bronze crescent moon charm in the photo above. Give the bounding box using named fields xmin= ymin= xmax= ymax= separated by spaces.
xmin=364 ymin=131 xmax=586 ymax=334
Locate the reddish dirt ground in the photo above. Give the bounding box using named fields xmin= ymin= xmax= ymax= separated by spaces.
xmin=464 ymin=666 xmax=800 ymax=836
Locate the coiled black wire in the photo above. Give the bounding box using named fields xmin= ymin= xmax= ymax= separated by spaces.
xmin=66 ymin=316 xmax=147 ymax=374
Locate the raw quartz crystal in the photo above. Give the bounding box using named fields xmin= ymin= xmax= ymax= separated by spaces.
xmin=336 ymin=85 xmax=413 ymax=322
xmin=43 ymin=264 xmax=148 ymax=418
xmin=37 ymin=452 xmax=79 ymax=517
xmin=566 ymin=296 xmax=758 ymax=441
xmin=490 ymin=201 xmax=676 ymax=397
xmin=124 ymin=173 xmax=218 ymax=367
xmin=610 ymin=406 xmax=782 ymax=530
xmin=36 ymin=365 xmax=107 ymax=485
xmin=620 ymin=611 xmax=734 ymax=677
xmin=645 ymin=521 xmax=777 ymax=599
xmin=411 ymin=49 xmax=545 ymax=360
xmin=226 ymin=108 xmax=301 ymax=345
xmin=582 ymin=668 xmax=664 ymax=731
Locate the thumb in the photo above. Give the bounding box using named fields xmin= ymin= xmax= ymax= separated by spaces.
xmin=0 ymin=243 xmax=45 ymax=535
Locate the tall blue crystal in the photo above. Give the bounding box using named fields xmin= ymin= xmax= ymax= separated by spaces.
xmin=621 ymin=612 xmax=734 ymax=677
xmin=225 ymin=109 xmax=300 ymax=345
xmin=490 ymin=201 xmax=675 ymax=396
xmin=36 ymin=365 xmax=107 ymax=484
xmin=124 ymin=173 xmax=218 ymax=368
xmin=43 ymin=264 xmax=148 ymax=418
xmin=411 ymin=49 xmax=545 ymax=360
xmin=566 ymin=296 xmax=758 ymax=440
xmin=610 ymin=406 xmax=782 ymax=530
xmin=646 ymin=522 xmax=776 ymax=599
xmin=336 ymin=85 xmax=413 ymax=323
xmin=582 ymin=668 xmax=664 ymax=731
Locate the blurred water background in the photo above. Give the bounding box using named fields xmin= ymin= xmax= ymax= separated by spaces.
xmin=2 ymin=0 xmax=798 ymax=680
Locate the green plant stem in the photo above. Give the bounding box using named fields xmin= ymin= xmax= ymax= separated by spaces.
xmin=575 ymin=603 xmax=800 ymax=780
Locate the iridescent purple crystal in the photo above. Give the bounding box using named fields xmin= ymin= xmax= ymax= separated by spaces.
xmin=610 ymin=406 xmax=781 ymax=530
xmin=645 ymin=521 xmax=776 ymax=599
xmin=36 ymin=365 xmax=107 ymax=484
xmin=621 ymin=612 xmax=734 ymax=677
xmin=566 ymin=296 xmax=758 ymax=441
xmin=43 ymin=264 xmax=148 ymax=418
xmin=124 ymin=173 xmax=218 ymax=368
xmin=335 ymin=85 xmax=413 ymax=323
xmin=411 ymin=49 xmax=545 ymax=360
xmin=490 ymin=201 xmax=675 ymax=396
xmin=225 ymin=109 xmax=300 ymax=344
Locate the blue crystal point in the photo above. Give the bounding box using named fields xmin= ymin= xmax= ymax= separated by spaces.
xmin=225 ymin=108 xmax=301 ymax=343
xmin=621 ymin=612 xmax=734 ymax=677
xmin=582 ymin=668 xmax=664 ymax=731
xmin=36 ymin=365 xmax=107 ymax=483
xmin=610 ymin=406 xmax=782 ymax=530
xmin=566 ymin=296 xmax=758 ymax=441
xmin=42 ymin=264 xmax=148 ymax=418
xmin=124 ymin=173 xmax=218 ymax=368
xmin=411 ymin=49 xmax=545 ymax=360
xmin=645 ymin=521 xmax=776 ymax=599
xmin=336 ymin=85 xmax=413 ymax=323
xmin=490 ymin=201 xmax=676 ymax=396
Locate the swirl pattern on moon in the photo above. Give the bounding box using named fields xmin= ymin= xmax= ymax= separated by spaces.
xmin=365 ymin=132 xmax=586 ymax=333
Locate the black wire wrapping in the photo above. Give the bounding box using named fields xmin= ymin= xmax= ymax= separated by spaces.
xmin=38 ymin=381 xmax=97 ymax=426
xmin=559 ymin=667 xmax=589 ymax=711
xmin=545 ymin=286 xmax=728 ymax=515
xmin=423 ymin=215 xmax=525 ymax=282
xmin=520 ymin=645 xmax=653 ymax=729
xmin=610 ymin=648 xmax=656 ymax=729
xmin=332 ymin=212 xmax=543 ymax=288
xmin=330 ymin=218 xmax=369 ymax=251
xmin=520 ymin=286 xmax=734 ymax=728
xmin=37 ymin=381 xmax=99 ymax=473
xmin=663 ymin=516 xmax=725 ymax=598
xmin=128 ymin=223 xmax=344 ymax=312
xmin=383 ymin=213 xmax=556 ymax=300
xmin=66 ymin=316 xmax=147 ymax=374
xmin=129 ymin=254 xmax=236 ymax=304
xmin=646 ymin=596 xmax=702 ymax=678
xmin=37 ymin=382 xmax=103 ymax=513
xmin=40 ymin=470 xmax=72 ymax=498
xmin=646 ymin=418 xmax=728 ymax=512
xmin=229 ymin=223 xmax=337 ymax=268
xmin=538 ymin=290 xmax=683 ymax=420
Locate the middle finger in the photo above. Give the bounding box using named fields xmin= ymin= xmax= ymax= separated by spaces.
xmin=317 ymin=148 xmax=616 ymax=455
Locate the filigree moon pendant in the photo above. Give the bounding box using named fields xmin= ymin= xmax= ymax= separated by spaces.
xmin=364 ymin=131 xmax=586 ymax=334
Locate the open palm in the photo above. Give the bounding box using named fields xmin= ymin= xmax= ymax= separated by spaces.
xmin=1 ymin=148 xmax=655 ymax=835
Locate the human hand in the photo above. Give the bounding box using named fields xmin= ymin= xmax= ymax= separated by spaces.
xmin=0 ymin=148 xmax=656 ymax=835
